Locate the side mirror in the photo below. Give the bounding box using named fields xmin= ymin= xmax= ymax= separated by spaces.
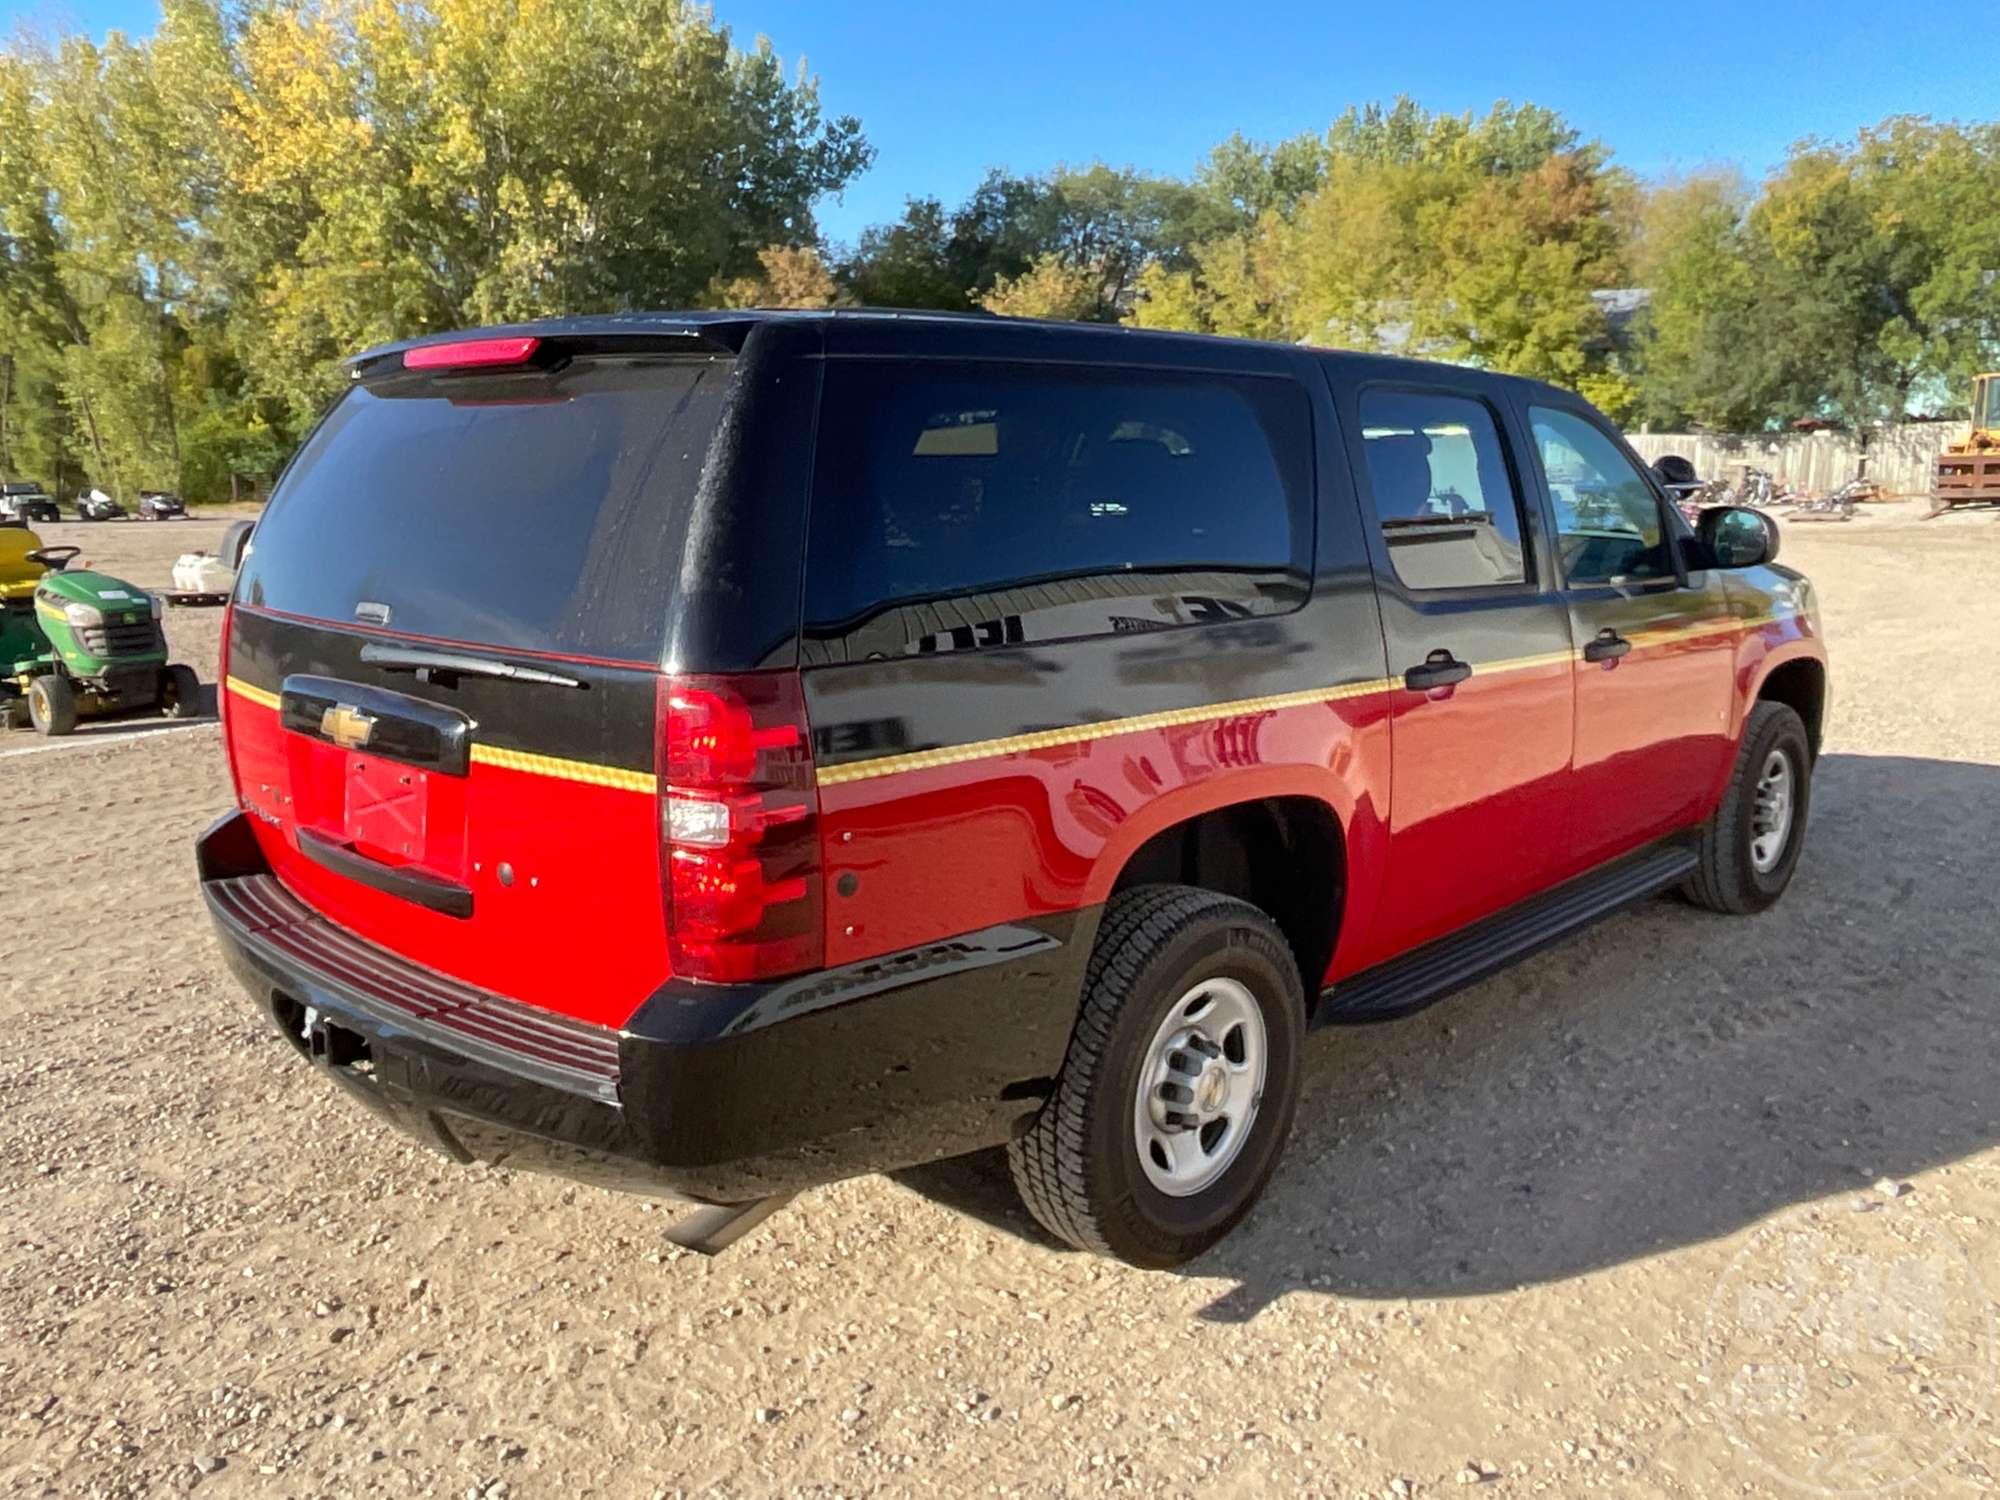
xmin=1698 ymin=505 xmax=1779 ymax=569
xmin=220 ymin=519 xmax=256 ymax=572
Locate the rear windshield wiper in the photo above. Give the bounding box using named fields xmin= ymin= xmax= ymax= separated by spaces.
xmin=359 ymin=641 xmax=584 ymax=689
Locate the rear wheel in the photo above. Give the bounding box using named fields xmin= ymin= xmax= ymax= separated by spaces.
xmin=159 ymin=664 xmax=201 ymax=718
xmin=1683 ymin=701 xmax=1812 ymax=914
xmin=1008 ymin=885 xmax=1304 ymax=1268
xmin=27 ymin=675 xmax=77 ymax=736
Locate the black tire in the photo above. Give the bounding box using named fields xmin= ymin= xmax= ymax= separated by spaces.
xmin=1683 ymin=701 xmax=1812 ymax=914
xmin=160 ymin=664 xmax=201 ymax=719
xmin=27 ymin=675 xmax=77 ymax=737
xmin=1008 ymin=885 xmax=1304 ymax=1268
xmin=0 ymin=697 xmax=28 ymax=731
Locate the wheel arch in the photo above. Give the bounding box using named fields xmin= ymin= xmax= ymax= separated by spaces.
xmin=1100 ymin=786 xmax=1348 ymax=1006
xmin=1754 ymin=655 xmax=1827 ymax=760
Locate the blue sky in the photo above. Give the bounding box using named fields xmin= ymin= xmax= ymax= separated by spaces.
xmin=5 ymin=0 xmax=1987 ymax=248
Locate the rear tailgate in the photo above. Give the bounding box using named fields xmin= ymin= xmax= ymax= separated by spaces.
xmin=223 ymin=346 xmax=734 ymax=1027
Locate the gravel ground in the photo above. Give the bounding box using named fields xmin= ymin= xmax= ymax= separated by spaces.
xmin=1 ymin=505 xmax=1997 ymax=1498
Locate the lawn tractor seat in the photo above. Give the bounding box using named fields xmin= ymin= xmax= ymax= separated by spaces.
xmin=0 ymin=527 xmax=51 ymax=603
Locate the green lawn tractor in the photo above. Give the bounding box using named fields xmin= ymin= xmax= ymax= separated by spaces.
xmin=1 ymin=527 xmax=202 ymax=736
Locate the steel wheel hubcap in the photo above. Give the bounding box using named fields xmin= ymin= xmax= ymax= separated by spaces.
xmin=1134 ymin=977 xmax=1266 ymax=1197
xmin=1750 ymin=748 xmax=1795 ymax=873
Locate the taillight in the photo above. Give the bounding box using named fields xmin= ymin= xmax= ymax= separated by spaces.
xmin=403 ymin=336 xmax=541 ymax=371
xmin=657 ymin=671 xmax=822 ymax=983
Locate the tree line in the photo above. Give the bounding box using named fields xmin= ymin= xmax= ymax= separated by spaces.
xmin=1 ymin=2 xmax=1995 ymax=503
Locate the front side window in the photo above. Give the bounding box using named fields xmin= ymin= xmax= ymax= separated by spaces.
xmin=803 ymin=363 xmax=1311 ymax=656
xmin=1358 ymin=388 xmax=1527 ymax=590
xmin=1531 ymin=406 xmax=1674 ymax=585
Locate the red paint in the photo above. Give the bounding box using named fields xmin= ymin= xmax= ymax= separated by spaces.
xmin=227 ymin=691 xmax=666 ymax=1027
xmin=1364 ymin=657 xmax=1576 ymax=965
xmin=818 ymin=689 xmax=1397 ymax=987
xmin=223 ymin=609 xmax=1824 ymax=1027
xmin=813 ymin=611 xmax=1825 ymax=998
xmin=1567 ymin=621 xmax=1738 ymax=872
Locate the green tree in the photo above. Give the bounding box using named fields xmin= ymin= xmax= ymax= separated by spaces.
xmin=1634 ymin=120 xmax=2000 ymax=430
xmin=711 ymin=244 xmax=848 ymax=308
xmin=980 ymin=252 xmax=1101 ymax=320
xmin=1132 ymin=97 xmax=1633 ymax=399
xmin=844 ymin=164 xmax=1205 ymax=320
xmin=212 ymin=0 xmax=870 ymax=425
xmin=0 ymin=0 xmax=870 ymax=496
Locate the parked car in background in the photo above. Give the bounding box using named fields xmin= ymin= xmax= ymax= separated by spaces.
xmin=198 ymin=310 xmax=1829 ymax=1268
xmin=137 ymin=490 xmax=188 ymax=520
xmin=0 ymin=482 xmax=61 ymax=526
xmin=76 ymin=489 xmax=127 ymax=522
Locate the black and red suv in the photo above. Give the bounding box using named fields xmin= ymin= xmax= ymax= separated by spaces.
xmin=199 ymin=312 xmax=1827 ymax=1267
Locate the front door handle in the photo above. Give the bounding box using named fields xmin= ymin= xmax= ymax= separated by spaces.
xmin=1583 ymin=629 xmax=1632 ymax=663
xmin=1404 ymin=649 xmax=1473 ymax=692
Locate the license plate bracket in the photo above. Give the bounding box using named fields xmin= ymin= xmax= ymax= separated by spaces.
xmin=344 ymin=754 xmax=430 ymax=864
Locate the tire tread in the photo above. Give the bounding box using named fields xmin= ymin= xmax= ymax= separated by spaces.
xmin=1008 ymin=885 xmax=1286 ymax=1256
xmin=1684 ymin=700 xmax=1808 ymax=913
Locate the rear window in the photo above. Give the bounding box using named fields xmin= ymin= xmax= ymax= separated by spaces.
xmin=239 ymin=357 xmax=731 ymax=661
xmin=802 ymin=361 xmax=1311 ymax=657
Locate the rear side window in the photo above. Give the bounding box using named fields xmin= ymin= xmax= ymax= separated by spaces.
xmin=238 ymin=357 xmax=732 ymax=661
xmin=1530 ymin=406 xmax=1673 ymax=584
xmin=802 ymin=362 xmax=1311 ymax=656
xmin=1358 ymin=388 xmax=1527 ymax=590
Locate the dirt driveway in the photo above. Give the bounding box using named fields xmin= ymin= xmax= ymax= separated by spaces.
xmin=2 ymin=508 xmax=1996 ymax=1498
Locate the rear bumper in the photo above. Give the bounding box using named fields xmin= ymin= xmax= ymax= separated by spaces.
xmin=197 ymin=811 xmax=1090 ymax=1203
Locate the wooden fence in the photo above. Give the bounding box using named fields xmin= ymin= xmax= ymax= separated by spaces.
xmin=1625 ymin=423 xmax=1969 ymax=498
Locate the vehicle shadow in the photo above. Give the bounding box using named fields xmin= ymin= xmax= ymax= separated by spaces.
xmin=892 ymin=753 xmax=2000 ymax=1317
xmin=66 ymin=683 xmax=220 ymax=737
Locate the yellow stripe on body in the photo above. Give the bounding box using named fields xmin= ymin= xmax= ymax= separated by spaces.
xmin=225 ymin=675 xmax=281 ymax=711
xmin=815 ymin=612 xmax=1786 ymax=788
xmin=468 ymin=743 xmax=656 ymax=795
xmin=223 ymin=612 xmax=1789 ymax=795
xmin=813 ymin=676 xmax=1400 ymax=787
xmin=226 ymin=675 xmax=655 ymax=793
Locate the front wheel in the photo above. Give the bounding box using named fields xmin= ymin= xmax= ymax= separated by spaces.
xmin=27 ymin=675 xmax=77 ymax=737
xmin=159 ymin=664 xmax=201 ymax=718
xmin=1683 ymin=700 xmax=1812 ymax=914
xmin=1008 ymin=885 xmax=1304 ymax=1268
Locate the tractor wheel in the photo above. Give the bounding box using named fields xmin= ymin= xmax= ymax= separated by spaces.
xmin=0 ymin=697 xmax=28 ymax=731
xmin=27 ymin=675 xmax=77 ymax=736
xmin=160 ymin=664 xmax=202 ymax=719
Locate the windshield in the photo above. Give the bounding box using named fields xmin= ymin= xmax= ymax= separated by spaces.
xmin=238 ymin=355 xmax=732 ymax=662
xmin=1976 ymin=376 xmax=2000 ymax=431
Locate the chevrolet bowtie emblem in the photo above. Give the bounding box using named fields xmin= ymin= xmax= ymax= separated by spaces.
xmin=320 ymin=703 xmax=377 ymax=750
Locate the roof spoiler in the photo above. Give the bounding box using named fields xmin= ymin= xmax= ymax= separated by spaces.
xmin=347 ymin=319 xmax=754 ymax=383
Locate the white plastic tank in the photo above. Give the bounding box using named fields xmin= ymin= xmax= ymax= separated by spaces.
xmin=172 ymin=551 xmax=235 ymax=594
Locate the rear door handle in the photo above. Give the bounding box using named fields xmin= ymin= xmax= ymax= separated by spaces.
xmin=1404 ymin=649 xmax=1473 ymax=692
xmin=1583 ymin=629 xmax=1632 ymax=663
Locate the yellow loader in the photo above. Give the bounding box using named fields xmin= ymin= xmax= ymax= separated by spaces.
xmin=1933 ymin=372 xmax=2000 ymax=514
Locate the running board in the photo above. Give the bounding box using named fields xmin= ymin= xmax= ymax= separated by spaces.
xmin=1318 ymin=842 xmax=1700 ymax=1025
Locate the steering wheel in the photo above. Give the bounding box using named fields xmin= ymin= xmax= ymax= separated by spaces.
xmin=25 ymin=545 xmax=82 ymax=571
